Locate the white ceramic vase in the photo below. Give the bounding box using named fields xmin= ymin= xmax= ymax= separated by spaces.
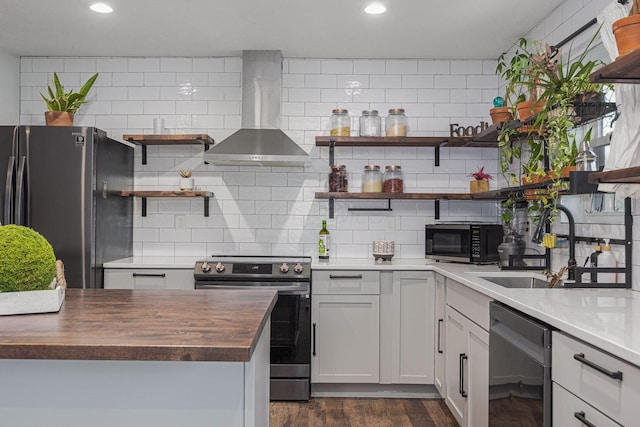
xmin=179 ymin=177 xmax=194 ymax=190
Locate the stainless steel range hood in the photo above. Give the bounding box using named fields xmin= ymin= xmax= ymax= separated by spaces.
xmin=203 ymin=50 xmax=309 ymax=167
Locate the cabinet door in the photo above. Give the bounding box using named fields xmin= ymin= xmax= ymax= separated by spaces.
xmin=467 ymin=320 xmax=489 ymax=427
xmin=434 ymin=274 xmax=446 ymax=395
xmin=553 ymin=383 xmax=622 ymax=427
xmin=391 ymin=271 xmax=434 ymax=384
xmin=445 ymin=306 xmax=467 ymax=427
xmin=311 ymin=294 xmax=380 ymax=383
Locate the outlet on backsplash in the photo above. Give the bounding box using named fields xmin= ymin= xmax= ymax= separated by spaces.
xmin=175 ymin=214 xmax=186 ymax=230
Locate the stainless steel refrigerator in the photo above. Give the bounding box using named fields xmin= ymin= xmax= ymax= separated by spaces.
xmin=1 ymin=126 xmax=133 ymax=289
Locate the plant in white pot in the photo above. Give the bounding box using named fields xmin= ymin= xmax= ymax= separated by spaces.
xmin=178 ymin=169 xmax=194 ymax=190
xmin=40 ymin=72 xmax=99 ymax=126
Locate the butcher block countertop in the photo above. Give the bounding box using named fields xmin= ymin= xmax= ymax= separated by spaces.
xmin=0 ymin=289 xmax=277 ymax=362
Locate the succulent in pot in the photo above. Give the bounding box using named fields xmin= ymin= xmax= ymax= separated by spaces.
xmin=40 ymin=72 xmax=99 ymax=126
xmin=178 ymin=169 xmax=194 ymax=191
xmin=468 ymin=166 xmax=493 ymax=193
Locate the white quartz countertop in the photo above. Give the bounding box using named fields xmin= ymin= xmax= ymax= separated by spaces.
xmin=105 ymin=256 xmax=640 ymax=368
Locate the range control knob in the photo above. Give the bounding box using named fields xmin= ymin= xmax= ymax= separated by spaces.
xmin=293 ymin=263 xmax=304 ymax=274
xmin=280 ymin=263 xmax=290 ymax=273
xmin=215 ymin=262 xmax=226 ymax=273
xmin=200 ymin=262 xmax=211 ymax=273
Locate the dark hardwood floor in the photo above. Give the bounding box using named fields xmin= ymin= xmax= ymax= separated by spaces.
xmin=270 ymin=398 xmax=458 ymax=427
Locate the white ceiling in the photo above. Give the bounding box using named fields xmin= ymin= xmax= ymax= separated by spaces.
xmin=0 ymin=0 xmax=566 ymax=59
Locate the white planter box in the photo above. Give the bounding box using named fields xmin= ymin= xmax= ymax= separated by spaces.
xmin=0 ymin=285 xmax=65 ymax=315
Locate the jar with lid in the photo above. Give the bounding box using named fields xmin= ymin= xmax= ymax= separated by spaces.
xmin=383 ymin=165 xmax=403 ymax=193
xmin=362 ymin=165 xmax=382 ymax=192
xmin=330 ymin=109 xmax=351 ymax=136
xmin=328 ymin=165 xmax=348 ymax=192
xmin=386 ymin=108 xmax=407 ymax=137
xmin=359 ymin=110 xmax=381 ymax=137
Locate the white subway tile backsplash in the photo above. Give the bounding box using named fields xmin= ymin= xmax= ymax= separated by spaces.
xmin=322 ymin=60 xmax=354 ymax=74
xmin=450 ymin=61 xmax=483 ymax=75
xmin=418 ymin=60 xmax=450 ymax=75
xmin=370 ymin=74 xmax=402 ymax=89
xmin=386 ymin=60 xmax=418 ymax=75
xmin=160 ymin=58 xmax=193 ymax=72
xmin=288 ymin=59 xmax=322 ymax=74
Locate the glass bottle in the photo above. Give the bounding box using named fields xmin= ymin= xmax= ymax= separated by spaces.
xmin=318 ymin=220 xmax=330 ymax=261
xmin=383 ymin=165 xmax=404 ymax=193
xmin=362 ymin=165 xmax=382 ymax=192
xmin=575 ymin=139 xmax=597 ymax=171
xmin=386 ymin=108 xmax=407 ymax=137
xmin=328 ymin=165 xmax=348 ymax=192
xmin=330 ymin=109 xmax=351 ymax=136
xmin=359 ymin=110 xmax=381 ymax=137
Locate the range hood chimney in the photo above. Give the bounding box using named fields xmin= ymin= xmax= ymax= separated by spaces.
xmin=203 ymin=50 xmax=309 ymax=166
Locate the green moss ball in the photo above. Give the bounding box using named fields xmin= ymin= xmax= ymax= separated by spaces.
xmin=0 ymin=225 xmax=56 ymax=292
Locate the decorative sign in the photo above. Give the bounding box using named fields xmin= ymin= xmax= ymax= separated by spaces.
xmin=449 ymin=121 xmax=489 ymax=137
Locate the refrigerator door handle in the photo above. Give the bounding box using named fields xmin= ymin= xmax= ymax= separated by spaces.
xmin=14 ymin=156 xmax=26 ymax=226
xmin=102 ymin=181 xmax=108 ymax=199
xmin=3 ymin=156 xmax=15 ymax=224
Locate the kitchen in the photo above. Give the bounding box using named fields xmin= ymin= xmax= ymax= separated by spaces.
xmin=1 ymin=0 xmax=640 ymax=426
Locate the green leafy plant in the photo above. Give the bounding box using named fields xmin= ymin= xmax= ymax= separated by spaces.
xmin=0 ymin=225 xmax=56 ymax=292
xmin=40 ymin=72 xmax=99 ymax=114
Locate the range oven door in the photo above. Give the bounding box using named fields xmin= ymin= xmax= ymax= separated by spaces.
xmin=195 ymin=281 xmax=311 ymax=401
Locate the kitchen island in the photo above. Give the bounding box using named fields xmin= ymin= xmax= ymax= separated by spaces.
xmin=0 ymin=289 xmax=277 ymax=427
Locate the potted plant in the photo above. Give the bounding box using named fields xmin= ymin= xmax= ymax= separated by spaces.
xmin=40 ymin=72 xmax=99 ymax=126
xmin=613 ymin=0 xmax=640 ymax=59
xmin=178 ymin=169 xmax=194 ymax=190
xmin=468 ymin=166 xmax=493 ymax=193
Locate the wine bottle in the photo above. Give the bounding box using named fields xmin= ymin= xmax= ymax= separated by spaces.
xmin=318 ymin=220 xmax=330 ymax=261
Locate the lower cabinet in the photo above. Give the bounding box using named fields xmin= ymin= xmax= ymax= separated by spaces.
xmin=434 ymin=273 xmax=446 ymax=396
xmin=104 ymin=268 xmax=194 ymax=290
xmin=311 ymin=270 xmax=380 ymax=383
xmin=444 ymin=279 xmax=490 ymax=427
xmin=553 ymin=331 xmax=639 ymax=426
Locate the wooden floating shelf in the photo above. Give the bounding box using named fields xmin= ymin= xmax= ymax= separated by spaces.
xmin=123 ymin=134 xmax=214 ymax=146
xmin=315 ymin=136 xmax=496 ymax=148
xmin=590 ymin=49 xmax=640 ymax=84
xmin=315 ymin=192 xmax=483 ymax=200
xmin=120 ymin=190 xmax=214 ymax=217
xmin=588 ymin=166 xmax=640 ymax=184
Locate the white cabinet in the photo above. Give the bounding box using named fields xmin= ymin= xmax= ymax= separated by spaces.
xmin=434 ymin=273 xmax=446 ymax=396
xmin=104 ymin=268 xmax=194 ymax=290
xmin=444 ymin=279 xmax=490 ymax=427
xmin=311 ymin=270 xmax=380 ymax=383
xmin=553 ymin=331 xmax=640 ymax=426
xmin=384 ymin=271 xmax=434 ymax=385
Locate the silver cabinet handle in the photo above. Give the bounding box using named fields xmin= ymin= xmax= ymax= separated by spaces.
xmin=437 ymin=319 xmax=443 ymax=354
xmin=459 ymin=353 xmax=467 ymax=398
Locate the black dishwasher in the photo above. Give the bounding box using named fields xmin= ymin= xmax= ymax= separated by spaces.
xmin=489 ymin=302 xmax=552 ymax=426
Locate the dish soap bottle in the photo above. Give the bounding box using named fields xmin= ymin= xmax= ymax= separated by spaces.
xmin=318 ymin=220 xmax=330 ymax=261
xmin=598 ymin=239 xmax=617 ymax=283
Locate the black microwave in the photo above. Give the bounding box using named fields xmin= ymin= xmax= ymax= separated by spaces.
xmin=425 ymin=223 xmax=503 ymax=264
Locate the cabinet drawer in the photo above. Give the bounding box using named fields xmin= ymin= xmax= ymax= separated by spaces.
xmin=446 ymin=278 xmax=491 ymax=330
xmin=553 ymin=331 xmax=639 ymax=426
xmin=553 ymin=383 xmax=621 ymax=427
xmin=104 ymin=269 xmax=194 ymax=290
xmin=312 ymin=271 xmax=380 ymax=295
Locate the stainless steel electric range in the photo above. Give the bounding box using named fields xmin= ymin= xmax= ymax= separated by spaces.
xmin=194 ymin=255 xmax=311 ymax=401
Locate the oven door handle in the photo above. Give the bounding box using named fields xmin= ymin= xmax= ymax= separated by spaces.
xmin=195 ymin=283 xmax=309 ymax=295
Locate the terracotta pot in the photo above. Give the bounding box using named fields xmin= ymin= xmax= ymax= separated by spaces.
xmin=561 ymin=166 xmax=577 ymax=178
xmin=44 ymin=111 xmax=74 ymax=126
xmin=613 ymin=15 xmax=640 ymax=59
xmin=470 ymin=179 xmax=489 ymax=193
xmin=489 ymin=107 xmax=513 ymax=124
xmin=516 ymin=100 xmax=546 ymax=122
xmin=522 ymin=175 xmax=547 ymax=200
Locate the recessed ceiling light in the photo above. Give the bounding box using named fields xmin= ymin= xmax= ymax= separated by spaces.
xmin=90 ymin=3 xmax=113 ymax=13
xmin=364 ymin=3 xmax=387 ymax=15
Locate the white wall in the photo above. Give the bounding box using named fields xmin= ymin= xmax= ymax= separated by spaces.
xmin=0 ymin=49 xmax=20 ymax=124
xmin=19 ymin=56 xmax=501 ymax=260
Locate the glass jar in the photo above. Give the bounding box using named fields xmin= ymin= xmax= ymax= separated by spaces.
xmin=383 ymin=165 xmax=403 ymax=193
xmin=362 ymin=165 xmax=382 ymax=192
xmin=359 ymin=110 xmax=381 ymax=137
xmin=575 ymin=139 xmax=597 ymax=171
xmin=328 ymin=165 xmax=348 ymax=192
xmin=386 ymin=108 xmax=407 ymax=137
xmin=330 ymin=109 xmax=351 ymax=137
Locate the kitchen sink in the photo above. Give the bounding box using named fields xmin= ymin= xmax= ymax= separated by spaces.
xmin=469 ymin=273 xmax=561 ymax=289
